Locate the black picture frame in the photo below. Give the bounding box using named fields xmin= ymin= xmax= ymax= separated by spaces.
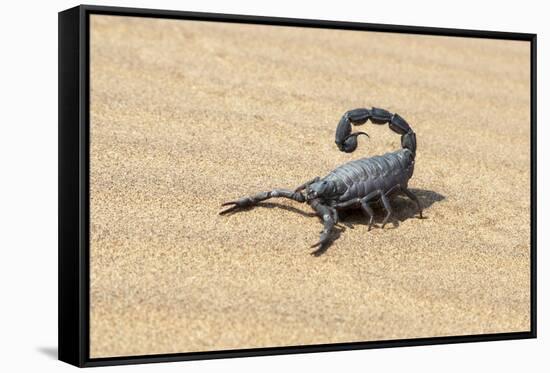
xmin=58 ymin=4 xmax=537 ymax=368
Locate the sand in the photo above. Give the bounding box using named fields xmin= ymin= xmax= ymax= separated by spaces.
xmin=89 ymin=15 xmax=531 ymax=358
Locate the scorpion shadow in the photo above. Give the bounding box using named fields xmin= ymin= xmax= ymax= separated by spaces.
xmin=224 ymin=189 xmax=445 ymax=256
xmin=311 ymin=188 xmax=445 ymax=256
xmin=342 ymin=188 xmax=445 ymax=226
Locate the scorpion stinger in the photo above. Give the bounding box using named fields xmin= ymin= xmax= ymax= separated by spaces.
xmin=220 ymin=106 xmax=423 ymax=255
xmin=335 ymin=107 xmax=417 ymax=157
xmin=335 ymin=108 xmax=372 ymax=153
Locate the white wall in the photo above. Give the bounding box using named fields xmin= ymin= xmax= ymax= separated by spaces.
xmin=0 ymin=0 xmax=546 ymax=371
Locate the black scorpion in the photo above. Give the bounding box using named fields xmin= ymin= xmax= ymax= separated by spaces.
xmin=220 ymin=107 xmax=423 ymax=254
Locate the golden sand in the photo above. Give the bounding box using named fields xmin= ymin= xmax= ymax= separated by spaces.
xmin=89 ymin=15 xmax=531 ymax=357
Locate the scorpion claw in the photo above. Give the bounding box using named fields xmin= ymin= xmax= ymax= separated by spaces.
xmin=218 ymin=204 xmax=239 ymax=215
xmin=219 ymin=197 xmax=255 ymax=215
xmin=310 ymin=231 xmax=331 ymax=249
xmin=310 ymin=241 xmax=330 ymax=256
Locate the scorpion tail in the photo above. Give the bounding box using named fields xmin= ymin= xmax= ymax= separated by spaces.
xmin=335 ymin=107 xmax=416 ymax=157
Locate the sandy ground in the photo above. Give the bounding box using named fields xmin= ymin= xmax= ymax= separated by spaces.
xmin=89 ymin=15 xmax=531 ymax=358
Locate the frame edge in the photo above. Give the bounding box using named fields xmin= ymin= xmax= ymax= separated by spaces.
xmin=58 ymin=5 xmax=86 ymax=368
xmin=530 ymin=33 xmax=537 ymax=338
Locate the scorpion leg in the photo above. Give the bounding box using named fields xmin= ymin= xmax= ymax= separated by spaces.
xmin=379 ymin=191 xmax=394 ymax=229
xmin=334 ymin=198 xmax=360 ymax=209
xmin=337 ymin=198 xmax=376 ymax=230
xmin=384 ymin=184 xmax=423 ymax=219
xmin=219 ymin=189 xmax=305 ymax=215
xmin=309 ymin=200 xmax=336 ymax=253
xmin=330 ymin=207 xmax=339 ymax=225
xmin=360 ymin=199 xmax=375 ymax=231
xmin=400 ymin=187 xmax=423 ymax=218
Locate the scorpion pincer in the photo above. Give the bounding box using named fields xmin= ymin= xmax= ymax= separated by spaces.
xmin=220 ymin=107 xmax=423 ymax=255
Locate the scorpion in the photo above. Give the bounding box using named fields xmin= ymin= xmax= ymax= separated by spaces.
xmin=219 ymin=107 xmax=423 ymax=255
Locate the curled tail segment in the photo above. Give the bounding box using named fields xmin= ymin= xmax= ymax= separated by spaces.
xmin=335 ymin=107 xmax=416 ymax=158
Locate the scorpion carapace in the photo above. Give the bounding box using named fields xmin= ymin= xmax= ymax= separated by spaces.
xmin=220 ymin=107 xmax=423 ymax=255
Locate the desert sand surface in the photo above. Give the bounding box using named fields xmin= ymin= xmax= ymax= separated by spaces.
xmin=89 ymin=15 xmax=531 ymax=358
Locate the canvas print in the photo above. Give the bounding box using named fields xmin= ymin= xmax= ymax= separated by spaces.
xmin=89 ymin=14 xmax=531 ymax=358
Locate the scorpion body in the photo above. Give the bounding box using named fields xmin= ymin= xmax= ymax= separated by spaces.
xmin=220 ymin=107 xmax=423 ymax=255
